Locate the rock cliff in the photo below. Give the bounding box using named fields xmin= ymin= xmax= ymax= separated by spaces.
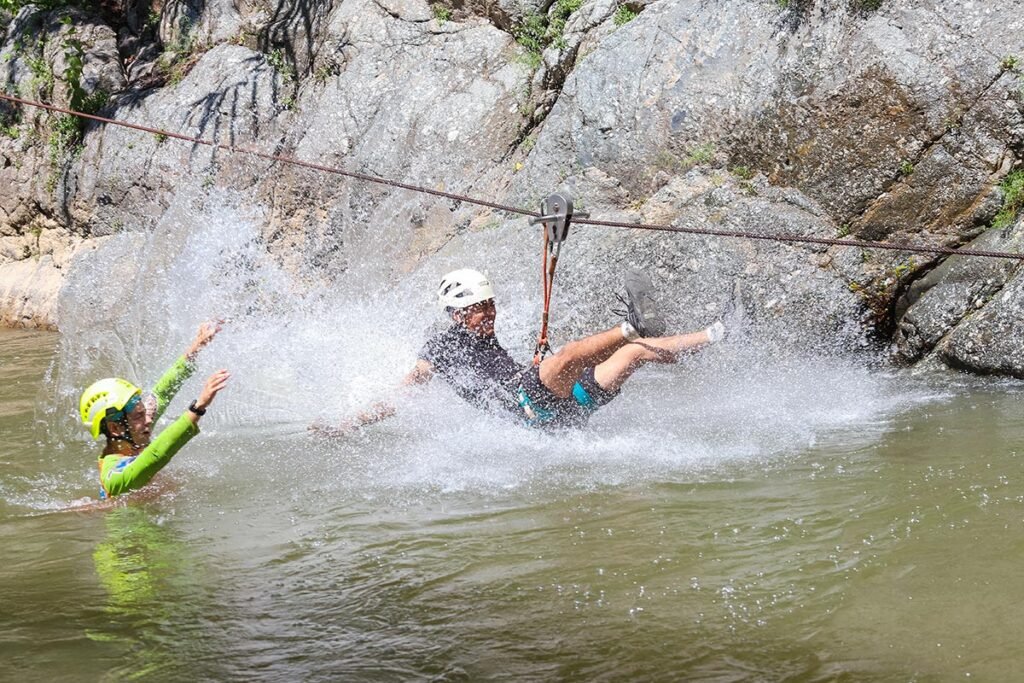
xmin=1 ymin=0 xmax=1022 ymax=374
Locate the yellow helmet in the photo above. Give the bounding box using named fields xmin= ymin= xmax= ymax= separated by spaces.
xmin=79 ymin=378 xmax=142 ymax=440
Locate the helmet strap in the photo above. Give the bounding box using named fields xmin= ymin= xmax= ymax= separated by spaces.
xmin=103 ymin=414 xmax=138 ymax=447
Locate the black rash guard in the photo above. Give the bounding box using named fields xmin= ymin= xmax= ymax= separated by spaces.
xmin=419 ymin=325 xmax=524 ymax=416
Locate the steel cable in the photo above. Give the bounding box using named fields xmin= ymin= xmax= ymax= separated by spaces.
xmin=3 ymin=92 xmax=1022 ymax=261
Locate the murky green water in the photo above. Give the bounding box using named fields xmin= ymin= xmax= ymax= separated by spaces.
xmin=3 ymin=327 xmax=1024 ymax=681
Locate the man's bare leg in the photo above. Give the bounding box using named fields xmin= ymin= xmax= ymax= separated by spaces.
xmin=593 ymin=328 xmax=717 ymax=393
xmin=538 ymin=326 xmax=631 ymax=397
xmin=539 ymin=269 xmax=710 ymax=398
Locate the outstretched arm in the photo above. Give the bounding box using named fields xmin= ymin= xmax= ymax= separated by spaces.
xmin=310 ymin=360 xmax=434 ymax=438
xmin=149 ymin=320 xmax=224 ymax=421
xmin=350 ymin=360 xmax=433 ymax=426
xmin=185 ymin=319 xmax=223 ymax=363
xmin=184 ymin=369 xmax=230 ymax=426
xmin=102 ymin=370 xmax=230 ymax=497
xmin=402 ymin=359 xmax=434 ymax=386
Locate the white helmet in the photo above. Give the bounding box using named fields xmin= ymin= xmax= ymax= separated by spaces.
xmin=437 ymin=268 xmax=494 ymax=309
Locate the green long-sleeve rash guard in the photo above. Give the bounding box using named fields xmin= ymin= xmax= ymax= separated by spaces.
xmin=98 ymin=356 xmax=199 ymax=499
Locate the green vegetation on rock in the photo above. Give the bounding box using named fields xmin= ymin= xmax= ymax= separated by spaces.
xmin=730 ymin=165 xmax=754 ymax=180
xmin=431 ymin=4 xmax=451 ymax=24
xmin=854 ymin=0 xmax=883 ymax=11
xmin=514 ymin=12 xmax=547 ymax=68
xmin=992 ymin=170 xmax=1024 ymax=233
xmin=144 ymin=7 xmax=161 ymax=32
xmin=266 ymin=48 xmax=294 ymax=82
xmin=613 ymin=5 xmax=638 ymax=26
xmin=0 ymin=0 xmax=76 ymax=10
xmin=23 ymin=50 xmax=54 ymax=99
xmin=45 ymin=112 xmax=81 ymax=192
xmin=686 ymin=142 xmax=716 ymax=165
xmin=7 ymin=16 xmax=111 ymax=193
xmin=47 ymin=114 xmax=78 ymax=159
xmin=514 ymin=0 xmax=585 ymax=68
xmin=1 ymin=108 xmax=19 ymax=138
xmin=156 ymin=16 xmax=203 ymax=86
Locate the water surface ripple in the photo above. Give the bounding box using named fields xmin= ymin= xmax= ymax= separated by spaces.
xmin=3 ymin=323 xmax=1024 ymax=681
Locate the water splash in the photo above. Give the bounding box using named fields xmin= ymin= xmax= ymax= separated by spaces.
xmin=38 ymin=193 xmax=955 ymax=502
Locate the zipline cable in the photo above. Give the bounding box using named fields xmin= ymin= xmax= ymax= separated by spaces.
xmin=573 ymin=216 xmax=1022 ymax=260
xmin=0 ymin=93 xmax=539 ymax=218
xmin=3 ymin=92 xmax=1023 ymax=262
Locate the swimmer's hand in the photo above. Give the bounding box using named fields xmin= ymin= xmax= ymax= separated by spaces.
xmin=186 ymin=319 xmax=224 ymax=361
xmin=187 ymin=369 xmax=230 ymax=424
xmin=309 ymin=418 xmax=356 ymax=439
xmin=309 ymin=402 xmax=396 ymax=438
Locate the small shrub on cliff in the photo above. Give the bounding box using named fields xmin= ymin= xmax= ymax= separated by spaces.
xmin=890 ymin=258 xmax=915 ymax=279
xmin=266 ymin=48 xmax=295 ymax=82
xmin=513 ymin=0 xmax=585 ymax=67
xmin=549 ymin=0 xmax=583 ymax=47
xmin=153 ymin=17 xmax=203 ymax=87
xmin=730 ymin=165 xmax=754 ymax=180
xmin=47 ymin=113 xmax=79 ymax=160
xmin=61 ymin=25 xmax=89 ymax=111
xmin=686 ymin=143 xmax=716 ymax=165
xmin=853 ymin=0 xmax=883 ymax=11
xmin=313 ymin=62 xmax=340 ymax=83
xmin=23 ymin=52 xmax=54 ymax=99
xmin=0 ymin=0 xmax=76 ymax=10
xmin=0 ymin=104 xmax=20 ymax=137
xmin=45 ymin=112 xmax=81 ymax=192
xmin=431 ymin=3 xmax=451 ymax=24
xmin=514 ymin=12 xmax=547 ymax=68
xmin=614 ymin=5 xmax=638 ymax=26
xmin=144 ymin=7 xmax=160 ymax=33
xmin=993 ymin=170 xmax=1024 ymax=233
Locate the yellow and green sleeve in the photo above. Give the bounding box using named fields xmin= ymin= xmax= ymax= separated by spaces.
xmin=99 ymin=414 xmax=199 ymax=498
xmin=150 ymin=356 xmax=195 ymax=421
xmin=95 ymin=356 xmax=199 ymax=499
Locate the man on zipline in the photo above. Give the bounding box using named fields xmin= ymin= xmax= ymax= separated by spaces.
xmin=316 ymin=269 xmax=725 ymax=433
xmin=78 ymin=321 xmax=230 ymax=499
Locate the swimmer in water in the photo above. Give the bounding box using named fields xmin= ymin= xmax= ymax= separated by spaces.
xmin=78 ymin=321 xmax=230 ymax=499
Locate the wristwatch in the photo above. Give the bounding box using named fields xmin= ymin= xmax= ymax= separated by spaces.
xmin=188 ymin=400 xmax=207 ymax=416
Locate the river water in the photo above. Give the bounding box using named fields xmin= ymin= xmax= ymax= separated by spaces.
xmin=3 ymin=321 xmax=1024 ymax=682
xmin=3 ymin=202 xmax=1024 ymax=681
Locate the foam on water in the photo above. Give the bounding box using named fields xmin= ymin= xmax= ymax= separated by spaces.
xmin=36 ymin=195 xmax=957 ymax=504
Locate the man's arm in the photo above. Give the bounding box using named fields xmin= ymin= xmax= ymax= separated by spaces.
xmin=311 ymin=360 xmax=434 ymax=437
xmin=354 ymin=360 xmax=434 ymax=424
xmin=403 ymin=359 xmax=434 ymax=386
